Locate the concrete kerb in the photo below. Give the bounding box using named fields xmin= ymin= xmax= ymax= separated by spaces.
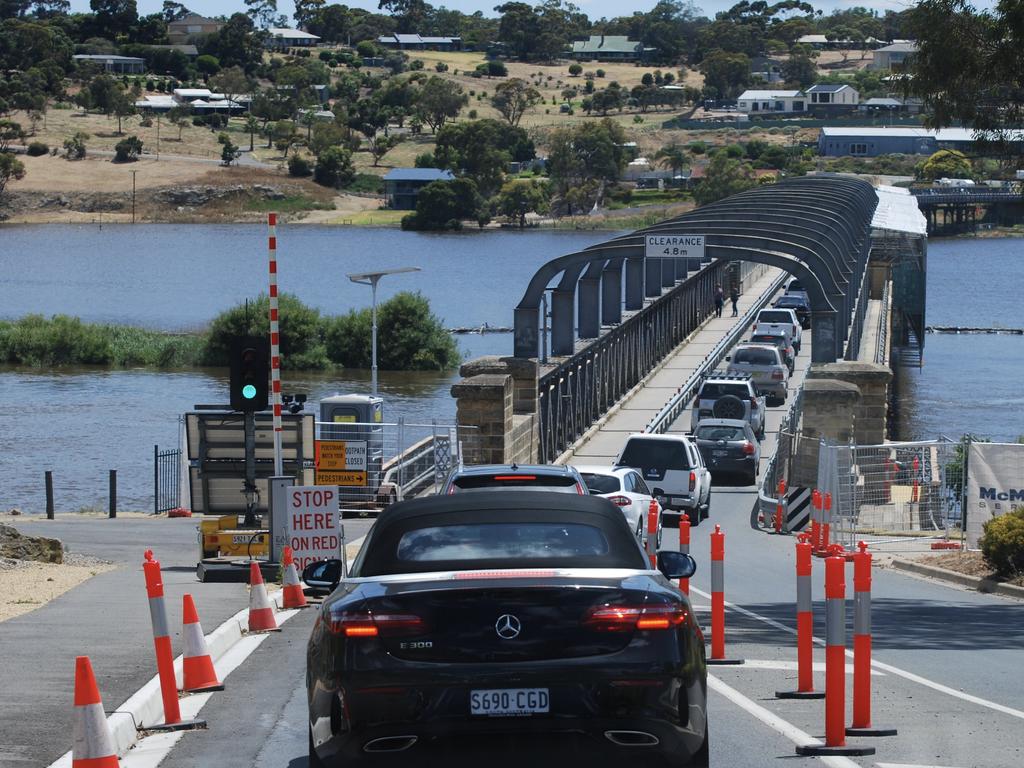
xmin=46 ymin=588 xmax=296 ymax=767
xmin=554 ymin=267 xmax=784 ymax=465
xmin=889 ymin=558 xmax=1024 ymax=600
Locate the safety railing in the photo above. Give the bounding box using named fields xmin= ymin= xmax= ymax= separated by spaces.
xmin=756 ymin=388 xmax=806 ymax=526
xmin=644 ymin=270 xmax=789 ymax=435
xmin=537 ymin=259 xmax=727 ymax=463
xmin=153 ymin=444 xmax=181 ymax=514
xmin=876 ymin=277 xmax=892 ymax=365
xmin=845 ymin=263 xmax=872 ymax=361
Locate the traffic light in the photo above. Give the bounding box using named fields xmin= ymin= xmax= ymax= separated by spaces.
xmin=229 ymin=336 xmax=269 ymax=412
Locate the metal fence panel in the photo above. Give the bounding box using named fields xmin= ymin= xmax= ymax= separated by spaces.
xmin=154 ymin=444 xmax=181 ymax=514
xmin=822 ymin=438 xmax=963 ymax=549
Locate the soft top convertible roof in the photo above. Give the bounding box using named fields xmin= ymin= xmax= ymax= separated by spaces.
xmin=355 ymin=491 xmax=648 ymax=576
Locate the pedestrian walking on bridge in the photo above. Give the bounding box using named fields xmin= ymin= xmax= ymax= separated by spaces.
xmin=714 ymin=284 xmax=724 ymax=318
xmin=730 ymin=286 xmax=740 ymax=317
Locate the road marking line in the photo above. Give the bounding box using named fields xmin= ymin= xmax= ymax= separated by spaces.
xmin=708 ymin=674 xmax=860 ymax=768
xmin=876 ymin=764 xmax=971 ymax=768
xmin=691 ymin=586 xmax=1024 ymax=722
xmin=732 ymin=659 xmax=884 ymax=676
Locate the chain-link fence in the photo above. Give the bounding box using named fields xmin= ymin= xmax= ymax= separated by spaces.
xmin=820 ymin=438 xmax=964 ymax=550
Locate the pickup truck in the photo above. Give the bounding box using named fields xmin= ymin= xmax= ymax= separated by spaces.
xmin=754 ymin=308 xmax=803 ymax=354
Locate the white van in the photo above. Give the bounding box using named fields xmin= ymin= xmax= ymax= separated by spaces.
xmin=614 ymin=434 xmax=712 ymax=526
xmin=755 ymin=308 xmax=802 ymax=354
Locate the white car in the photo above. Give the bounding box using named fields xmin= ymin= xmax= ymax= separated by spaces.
xmin=613 ymin=433 xmax=712 ymax=526
xmin=755 ymin=307 xmax=803 ymax=354
xmin=573 ymin=464 xmax=663 ymax=548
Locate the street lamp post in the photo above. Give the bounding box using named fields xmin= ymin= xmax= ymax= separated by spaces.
xmin=346 ymin=267 xmax=421 ymax=396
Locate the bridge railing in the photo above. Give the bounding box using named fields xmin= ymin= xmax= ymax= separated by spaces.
xmin=644 ymin=270 xmax=788 ymax=435
xmin=844 ymin=258 xmax=872 ymax=360
xmin=539 ymin=259 xmax=726 ymax=463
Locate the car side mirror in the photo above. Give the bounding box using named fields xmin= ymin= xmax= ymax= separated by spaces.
xmin=725 ymin=355 xmax=731 ymax=362
xmin=657 ymin=551 xmax=697 ymax=580
xmin=302 ymin=559 xmax=343 ymax=591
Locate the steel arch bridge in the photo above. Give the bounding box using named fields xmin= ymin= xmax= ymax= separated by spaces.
xmin=510 ymin=176 xmax=879 ymax=462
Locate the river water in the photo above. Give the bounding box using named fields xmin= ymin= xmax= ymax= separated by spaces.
xmin=0 ymin=225 xmax=1019 ymax=511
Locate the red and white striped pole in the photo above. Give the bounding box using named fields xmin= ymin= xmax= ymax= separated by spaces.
xmin=707 ymin=525 xmax=743 ymax=665
xmin=142 ymin=550 xmax=203 ymax=731
xmin=678 ymin=512 xmax=690 ymax=594
xmin=268 ymin=213 xmax=283 ymax=476
xmin=777 ymin=533 xmax=824 ymax=700
xmin=646 ymin=500 xmax=658 ymax=568
xmin=847 ymin=541 xmax=897 ymax=738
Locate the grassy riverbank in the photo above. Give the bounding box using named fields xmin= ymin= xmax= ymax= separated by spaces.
xmin=0 ymin=292 xmax=460 ymax=372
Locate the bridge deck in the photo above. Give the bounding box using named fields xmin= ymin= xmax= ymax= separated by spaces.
xmin=561 ymin=268 xmax=797 ymax=465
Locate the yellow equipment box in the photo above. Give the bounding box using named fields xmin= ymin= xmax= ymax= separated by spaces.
xmin=199 ymin=516 xmax=269 ymax=559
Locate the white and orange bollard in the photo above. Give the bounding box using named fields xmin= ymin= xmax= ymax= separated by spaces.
xmin=810 ymin=489 xmax=823 ymax=555
xmin=181 ymin=594 xmax=224 ymax=693
xmin=707 ymin=525 xmax=743 ymax=665
xmin=678 ymin=512 xmax=690 ymax=594
xmin=777 ymin=533 xmax=824 ymax=700
xmin=142 ymin=550 xmax=204 ymax=730
xmin=846 ymin=541 xmax=897 ymax=738
xmin=72 ymin=656 xmax=119 ymax=768
xmin=773 ymin=479 xmax=787 ymax=534
xmin=248 ymin=561 xmax=280 ymax=633
xmin=797 ymin=545 xmax=874 ymax=757
xmin=646 ymin=500 xmax=659 ymax=568
xmin=281 ymin=546 xmax=308 ymax=609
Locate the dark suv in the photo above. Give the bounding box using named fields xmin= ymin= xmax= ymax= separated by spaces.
xmin=442 ymin=464 xmax=587 ymax=495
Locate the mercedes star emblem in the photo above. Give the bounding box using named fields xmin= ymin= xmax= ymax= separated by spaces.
xmin=495 ymin=613 xmax=522 ymax=640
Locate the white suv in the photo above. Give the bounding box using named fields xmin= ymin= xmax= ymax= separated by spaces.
xmin=614 ymin=433 xmax=712 ymax=526
xmin=755 ymin=308 xmax=802 ymax=354
xmin=690 ymin=373 xmax=766 ymax=440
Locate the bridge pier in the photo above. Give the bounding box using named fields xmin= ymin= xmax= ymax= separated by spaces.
xmin=601 ymin=260 xmax=622 ymax=325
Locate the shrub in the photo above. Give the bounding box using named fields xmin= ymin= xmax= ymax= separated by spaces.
xmin=314 ymin=146 xmax=355 ymax=188
xmin=113 ymin=135 xmax=143 ymax=162
xmin=468 ymin=109 xmax=477 ymax=119
xmin=26 ymin=142 xmax=49 ymax=156
xmin=980 ymin=508 xmax=1024 ymax=576
xmin=203 ymin=293 xmax=330 ymax=370
xmin=435 ymin=61 xmax=448 ymax=72
xmin=410 ymin=59 xmax=424 ymax=70
xmin=288 ymin=154 xmax=312 ymax=177
xmin=568 ymin=63 xmax=582 ymax=76
xmin=596 ymin=69 xmax=605 ymax=78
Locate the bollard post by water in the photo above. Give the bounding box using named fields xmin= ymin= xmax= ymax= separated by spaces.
xmin=45 ymin=471 xmax=54 ymax=520
xmin=108 ymin=470 xmax=117 ymax=519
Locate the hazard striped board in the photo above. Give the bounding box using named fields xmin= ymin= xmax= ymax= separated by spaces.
xmin=784 ymin=487 xmax=811 ymax=532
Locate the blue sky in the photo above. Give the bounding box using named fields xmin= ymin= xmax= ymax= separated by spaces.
xmin=67 ymin=2 xmax=933 ymax=24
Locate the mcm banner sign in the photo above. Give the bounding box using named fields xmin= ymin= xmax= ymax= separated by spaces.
xmin=966 ymin=442 xmax=1024 ymax=549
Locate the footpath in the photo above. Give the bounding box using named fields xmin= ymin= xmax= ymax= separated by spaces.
xmin=562 ymin=266 xmax=787 ymax=465
xmin=0 ymin=516 xmax=250 ymax=768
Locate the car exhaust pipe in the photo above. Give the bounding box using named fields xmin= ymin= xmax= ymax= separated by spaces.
xmin=363 ymin=736 xmax=418 ymax=753
xmin=604 ymin=730 xmax=660 ymax=746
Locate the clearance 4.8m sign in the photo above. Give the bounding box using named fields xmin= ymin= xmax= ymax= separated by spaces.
xmin=645 ymin=234 xmax=705 ymax=260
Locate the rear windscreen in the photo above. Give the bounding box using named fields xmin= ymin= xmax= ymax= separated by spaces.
xmin=699 ymin=383 xmax=749 ymax=399
xmin=619 ymin=439 xmax=692 ymax=471
xmin=776 ymin=298 xmax=806 ymax=308
xmin=397 ymin=523 xmax=610 ymax=561
xmin=580 ymin=473 xmax=620 ymax=494
xmin=696 ymin=425 xmax=746 ymax=441
xmin=788 ymin=280 xmax=803 ymax=292
xmin=734 ymin=348 xmax=778 ymax=365
xmin=452 ymin=475 xmax=579 ymax=492
xmin=758 ymin=311 xmax=793 ymax=324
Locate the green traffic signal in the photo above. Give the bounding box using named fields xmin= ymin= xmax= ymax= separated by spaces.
xmin=242 ymin=384 xmax=257 ymax=400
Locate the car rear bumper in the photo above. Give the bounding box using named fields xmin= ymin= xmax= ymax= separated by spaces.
xmin=706 ymin=455 xmax=757 ymax=477
xmin=312 ymin=673 xmax=707 ymax=766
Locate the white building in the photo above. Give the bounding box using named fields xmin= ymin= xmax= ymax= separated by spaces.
xmin=736 ymin=89 xmax=805 ymax=114
xmin=266 ymin=28 xmax=321 ymax=49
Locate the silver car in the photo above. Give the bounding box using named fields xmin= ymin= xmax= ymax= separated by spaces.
xmin=726 ymin=343 xmax=789 ymax=405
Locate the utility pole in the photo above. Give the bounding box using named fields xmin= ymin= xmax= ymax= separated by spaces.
xmin=156 ymin=114 xmax=160 ymax=160
xmin=131 ymin=169 xmax=137 ymax=224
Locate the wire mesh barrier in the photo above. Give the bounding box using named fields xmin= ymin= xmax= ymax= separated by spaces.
xmin=313 ymin=420 xmax=481 ymax=517
xmin=153 ymin=444 xmax=181 ymax=514
xmin=756 ymin=389 xmax=807 ymax=530
xmin=819 ymin=438 xmax=965 ymax=551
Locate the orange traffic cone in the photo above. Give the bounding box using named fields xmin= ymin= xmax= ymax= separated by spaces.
xmin=248 ymin=561 xmax=279 ymax=633
xmin=281 ymin=547 xmax=308 ymax=609
xmin=72 ymin=656 xmax=119 ymax=768
xmin=181 ymin=594 xmax=224 ymax=692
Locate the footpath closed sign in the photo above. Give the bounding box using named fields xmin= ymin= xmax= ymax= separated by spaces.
xmin=645 ymin=234 xmax=705 ymax=261
xmin=315 ymin=439 xmax=368 ymax=486
xmin=286 ymin=486 xmax=340 ymax=569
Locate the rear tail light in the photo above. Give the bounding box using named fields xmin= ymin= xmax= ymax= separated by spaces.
xmin=689 ymin=471 xmax=696 ymax=491
xmin=583 ymin=603 xmax=688 ymax=632
xmin=742 ymin=441 xmax=756 ymax=455
xmin=494 ymin=475 xmax=536 ymax=481
xmin=749 ymin=399 xmax=758 ymax=411
xmin=608 ymin=495 xmax=632 ymax=507
xmin=328 ymin=609 xmax=427 ymax=638
xmin=772 ymin=370 xmax=785 ymax=380
xmin=575 ymin=482 xmax=586 ymax=495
